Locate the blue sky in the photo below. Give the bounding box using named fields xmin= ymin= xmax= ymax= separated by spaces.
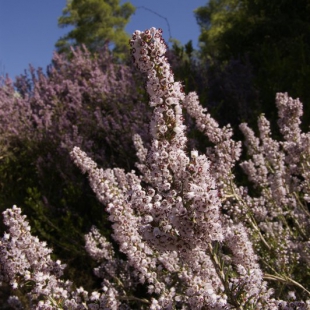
xmin=0 ymin=0 xmax=207 ymax=80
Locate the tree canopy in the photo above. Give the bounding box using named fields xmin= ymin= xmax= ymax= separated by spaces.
xmin=195 ymin=0 xmax=242 ymax=58
xmin=56 ymin=0 xmax=135 ymax=59
xmin=195 ymin=0 xmax=310 ymax=129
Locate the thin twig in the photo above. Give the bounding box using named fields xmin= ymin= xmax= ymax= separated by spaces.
xmin=135 ymin=6 xmax=172 ymax=40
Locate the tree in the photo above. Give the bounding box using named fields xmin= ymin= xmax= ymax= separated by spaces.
xmin=56 ymin=0 xmax=135 ymax=59
xmin=195 ymin=0 xmax=310 ymax=131
xmin=195 ymin=0 xmax=241 ymax=58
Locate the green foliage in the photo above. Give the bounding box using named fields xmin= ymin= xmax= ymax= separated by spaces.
xmin=195 ymin=0 xmax=310 ymax=130
xmin=56 ymin=0 xmax=135 ymax=59
xmin=169 ymin=40 xmax=197 ymax=94
xmin=195 ymin=0 xmax=242 ymax=58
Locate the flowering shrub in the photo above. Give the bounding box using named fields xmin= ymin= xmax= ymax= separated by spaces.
xmin=0 ymin=45 xmax=150 ymax=300
xmin=1 ymin=46 xmax=149 ymax=173
xmin=1 ymin=28 xmax=310 ymax=309
xmin=235 ymin=93 xmax=310 ymax=301
xmin=0 ymin=46 xmax=149 ymax=220
xmin=0 ymin=47 xmax=150 ymax=223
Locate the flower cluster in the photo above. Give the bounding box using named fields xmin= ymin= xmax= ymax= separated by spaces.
xmin=1 ymin=28 xmax=310 ymax=309
xmin=230 ymin=93 xmax=310 ymax=301
xmin=69 ymin=28 xmax=277 ymax=309
xmin=0 ymin=46 xmax=150 ymax=284
xmin=0 ymin=206 xmax=70 ymax=308
xmin=0 ymin=45 xmax=150 ymax=179
xmin=0 ymin=206 xmax=134 ymax=309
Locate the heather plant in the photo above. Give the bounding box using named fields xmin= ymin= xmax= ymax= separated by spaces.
xmin=233 ymin=93 xmax=310 ymax=301
xmin=12 ymin=46 xmax=149 ymax=170
xmin=183 ymin=90 xmax=310 ymax=305
xmin=1 ymin=28 xmax=310 ymax=309
xmin=0 ymin=46 xmax=150 ymax=295
xmin=0 ymin=44 xmax=150 ymax=209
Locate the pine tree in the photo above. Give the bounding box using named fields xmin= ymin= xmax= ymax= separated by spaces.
xmin=56 ymin=0 xmax=135 ymax=60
